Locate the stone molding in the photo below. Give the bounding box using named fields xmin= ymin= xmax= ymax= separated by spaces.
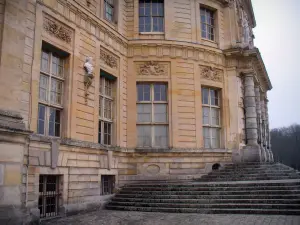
xmin=29 ymin=134 xmax=232 ymax=153
xmin=100 ymin=49 xmax=118 ymax=68
xmin=128 ymin=43 xmax=225 ymax=66
xmin=43 ymin=15 xmax=72 ymax=44
xmin=136 ymin=61 xmax=168 ymax=76
xmin=200 ymin=66 xmax=223 ymax=82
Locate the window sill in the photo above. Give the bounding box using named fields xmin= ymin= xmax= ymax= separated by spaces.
xmin=201 ymin=38 xmax=217 ymax=44
xmin=139 ymin=32 xmax=164 ymax=35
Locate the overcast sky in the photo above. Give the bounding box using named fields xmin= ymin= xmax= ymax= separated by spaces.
xmin=251 ymin=0 xmax=300 ymax=128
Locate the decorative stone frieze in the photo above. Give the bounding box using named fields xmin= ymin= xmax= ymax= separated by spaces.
xmin=43 ymin=16 xmax=72 ymax=43
xmin=200 ymin=66 xmax=223 ymax=82
xmin=137 ymin=61 xmax=168 ymax=76
xmin=100 ymin=50 xmax=118 ymax=68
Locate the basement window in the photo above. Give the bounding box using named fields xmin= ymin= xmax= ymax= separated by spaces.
xmin=101 ymin=175 xmax=115 ymax=195
xmin=38 ymin=175 xmax=61 ymax=218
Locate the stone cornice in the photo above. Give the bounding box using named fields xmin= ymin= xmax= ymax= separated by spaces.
xmin=224 ymin=47 xmax=272 ymax=91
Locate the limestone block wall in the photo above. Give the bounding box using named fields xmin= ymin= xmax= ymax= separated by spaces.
xmin=24 ymin=138 xmax=119 ymax=212
xmin=0 ymin=0 xmax=36 ymax=129
xmin=175 ymin=61 xmax=197 ymax=148
xmin=116 ymin=150 xmax=232 ymax=186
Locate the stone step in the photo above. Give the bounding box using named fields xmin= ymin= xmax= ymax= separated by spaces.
xmin=124 ymin=181 xmax=300 ymax=188
xmin=121 ymin=185 xmax=300 ymax=192
xmin=207 ymin=170 xmax=297 ymax=175
xmin=107 ymin=202 xmax=300 ymax=210
xmin=115 ymin=194 xmax=300 ymax=200
xmin=118 ymin=189 xmax=300 ymax=195
xmin=199 ymin=176 xmax=300 ymax=181
xmin=200 ymin=174 xmax=300 ymax=180
xmin=106 ymin=205 xmax=300 ymax=215
xmin=112 ymin=198 xmax=300 ymax=204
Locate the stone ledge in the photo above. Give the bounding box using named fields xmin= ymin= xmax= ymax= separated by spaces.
xmin=0 ymin=109 xmax=32 ymax=134
xmin=29 ymin=134 xmax=233 ymax=154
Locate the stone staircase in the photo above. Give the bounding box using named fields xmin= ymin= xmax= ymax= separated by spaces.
xmin=106 ymin=163 xmax=300 ymax=215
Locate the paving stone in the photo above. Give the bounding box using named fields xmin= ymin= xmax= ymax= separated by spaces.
xmin=41 ymin=210 xmax=300 ymax=225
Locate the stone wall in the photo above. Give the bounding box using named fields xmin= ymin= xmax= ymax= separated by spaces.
xmin=0 ymin=0 xmax=273 ymax=223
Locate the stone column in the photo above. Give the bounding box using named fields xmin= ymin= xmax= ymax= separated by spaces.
xmin=242 ymin=72 xmax=261 ymax=162
xmin=255 ymin=87 xmax=266 ymax=162
xmin=265 ymin=99 xmax=274 ymax=162
xmin=244 ymin=74 xmax=258 ymax=145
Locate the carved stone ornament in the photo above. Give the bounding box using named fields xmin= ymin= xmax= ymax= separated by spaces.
xmin=83 ymin=57 xmax=94 ymax=103
xmin=137 ymin=61 xmax=167 ymax=76
xmin=200 ymin=66 xmax=222 ymax=82
xmin=100 ymin=50 xmax=118 ymax=68
xmin=43 ymin=17 xmax=72 ymax=43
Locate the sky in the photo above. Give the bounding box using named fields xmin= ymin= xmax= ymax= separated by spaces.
xmin=251 ymin=0 xmax=300 ymax=129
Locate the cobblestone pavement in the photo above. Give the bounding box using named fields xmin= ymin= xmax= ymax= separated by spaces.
xmin=42 ymin=210 xmax=300 ymax=225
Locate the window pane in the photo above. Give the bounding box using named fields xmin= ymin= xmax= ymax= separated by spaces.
xmin=154 ymin=84 xmax=167 ymax=101
xmin=50 ymin=79 xmax=62 ymax=105
xmin=104 ymin=122 xmax=112 ymax=145
xmin=154 ymin=104 xmax=167 ymax=123
xmin=145 ymin=17 xmax=151 ymax=32
xmin=105 ymin=79 xmax=112 ymax=97
xmin=137 ymin=104 xmax=152 ymax=122
xmin=202 ymin=88 xmax=209 ymax=104
xmin=201 ymin=23 xmax=206 ymax=32
xmin=154 ymin=125 xmax=168 ymax=147
xmin=139 ymin=17 xmax=145 ymax=32
xmin=104 ymin=99 xmax=113 ymax=120
xmin=139 ymin=4 xmax=145 ymax=16
xmin=153 ymin=17 xmax=158 ymax=32
xmin=145 ymin=2 xmax=150 ymax=16
xmin=210 ymin=89 xmax=219 ymax=106
xmin=137 ymin=84 xmax=150 ymax=101
xmin=99 ymin=96 xmax=103 ymax=118
xmin=211 ymin=108 xmax=220 ymax=126
xmin=98 ymin=121 xmax=102 ymax=144
xmin=158 ymin=17 xmax=164 ymax=32
xmin=55 ymin=110 xmax=60 ymax=137
xmin=38 ymin=104 xmax=46 ymax=135
xmin=52 ymin=56 xmax=58 ymax=76
xmin=203 ymin=127 xmax=211 ymax=148
xmin=41 ymin=51 xmax=49 ymax=73
xmin=100 ymin=77 xmax=104 ymax=94
xmin=211 ymin=128 xmax=220 ymax=148
xmin=152 ymin=0 xmax=158 ymax=16
xmin=202 ymin=107 xmax=210 ymax=125
xmin=158 ymin=1 xmax=164 ymax=16
xmin=137 ymin=125 xmax=151 ymax=147
xmin=39 ymin=75 xmax=49 ymax=102
xmin=49 ymin=108 xmax=60 ymax=137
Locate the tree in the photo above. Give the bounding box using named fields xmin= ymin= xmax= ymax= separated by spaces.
xmin=271 ymin=124 xmax=300 ymax=170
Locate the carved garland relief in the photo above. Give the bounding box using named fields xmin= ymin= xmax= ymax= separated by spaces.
xmin=137 ymin=61 xmax=168 ymax=76
xmin=100 ymin=50 xmax=118 ymax=69
xmin=200 ymin=66 xmax=223 ymax=82
xmin=43 ymin=16 xmax=72 ymax=44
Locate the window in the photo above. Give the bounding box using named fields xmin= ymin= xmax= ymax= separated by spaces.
xmin=39 ymin=175 xmax=60 ymax=218
xmin=202 ymin=87 xmax=221 ymax=148
xmin=38 ymin=50 xmax=64 ymax=137
xmin=101 ymin=175 xmax=115 ymax=195
xmin=136 ymin=83 xmax=168 ymax=148
xmin=99 ymin=76 xmax=114 ymax=145
xmin=200 ymin=7 xmax=215 ymax=41
xmin=104 ymin=0 xmax=114 ymax=22
xmin=139 ymin=0 xmax=164 ymax=32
